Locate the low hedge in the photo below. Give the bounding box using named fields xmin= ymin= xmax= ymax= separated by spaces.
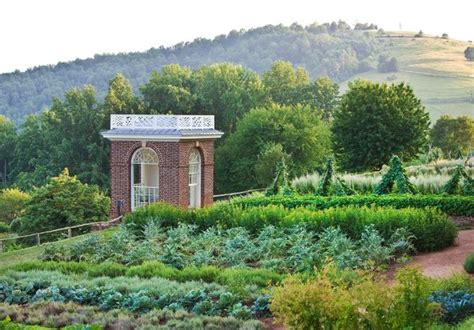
xmin=124 ymin=203 xmax=457 ymax=252
xmin=231 ymin=194 xmax=474 ymax=216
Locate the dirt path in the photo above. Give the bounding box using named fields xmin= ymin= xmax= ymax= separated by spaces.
xmin=406 ymin=229 xmax=474 ymax=278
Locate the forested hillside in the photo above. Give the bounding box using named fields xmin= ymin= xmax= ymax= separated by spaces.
xmin=0 ymin=21 xmax=379 ymax=122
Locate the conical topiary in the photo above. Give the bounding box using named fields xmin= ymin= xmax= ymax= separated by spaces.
xmin=265 ymin=158 xmax=294 ymax=196
xmin=443 ymin=165 xmax=473 ymax=196
xmin=374 ymin=156 xmax=417 ymax=195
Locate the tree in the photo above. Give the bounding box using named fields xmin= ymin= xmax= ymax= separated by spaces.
xmin=465 ymin=47 xmax=474 ymax=61
xmin=11 ymin=169 xmax=110 ymax=237
xmin=11 ymin=86 xmax=110 ymax=190
xmin=415 ymin=30 xmax=424 ymax=38
xmin=140 ymin=64 xmax=196 ymax=115
xmin=378 ymin=55 xmax=399 ymax=73
xmin=193 ymin=63 xmax=266 ymax=132
xmin=104 ymin=73 xmax=143 ymax=124
xmin=431 ymin=115 xmax=474 ymax=158
xmin=215 ymin=104 xmax=331 ymax=193
xmin=332 ymin=80 xmax=430 ymax=171
xmin=306 ymin=77 xmax=340 ymax=121
xmin=0 ymin=116 xmax=16 ymax=186
xmin=441 ymin=33 xmax=449 ymax=39
xmin=263 ymin=61 xmax=310 ymax=105
xmin=0 ymin=188 xmax=30 ymax=224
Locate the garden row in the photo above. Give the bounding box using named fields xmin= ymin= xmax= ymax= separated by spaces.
xmin=125 ymin=202 xmax=457 ymax=252
xmin=231 ymin=194 xmax=474 ymax=216
xmin=34 ymin=221 xmax=415 ymax=273
xmin=0 ymin=302 xmax=264 ymax=329
xmin=1 ymin=266 xmax=474 ymax=329
xmin=0 ymin=270 xmax=270 ymax=320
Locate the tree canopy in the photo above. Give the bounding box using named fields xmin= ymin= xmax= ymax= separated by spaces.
xmin=215 ymin=104 xmax=331 ymax=193
xmin=431 ymin=115 xmax=474 ymax=159
xmin=332 ymin=80 xmax=430 ymax=172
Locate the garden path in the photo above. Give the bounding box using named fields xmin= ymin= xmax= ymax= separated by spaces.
xmin=405 ymin=229 xmax=474 ymax=278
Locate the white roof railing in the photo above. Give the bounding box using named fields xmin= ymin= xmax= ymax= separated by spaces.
xmin=110 ymin=114 xmax=215 ymax=130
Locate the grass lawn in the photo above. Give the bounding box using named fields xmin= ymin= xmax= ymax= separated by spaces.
xmin=341 ymin=35 xmax=474 ymax=122
xmin=0 ymin=227 xmax=118 ymax=269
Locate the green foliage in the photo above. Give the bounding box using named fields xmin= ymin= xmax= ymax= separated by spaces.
xmin=0 ymin=188 xmax=30 ymax=225
xmin=0 ymin=116 xmax=16 ymax=186
xmin=11 ymin=169 xmax=110 ymax=237
xmin=254 ymin=143 xmax=290 ymax=187
xmin=315 ymin=159 xmax=334 ymax=196
xmin=374 ymin=155 xmax=417 ymax=194
xmin=10 ymin=86 xmax=110 ymax=190
xmin=234 ymin=193 xmax=474 ymax=216
xmin=431 ymin=115 xmax=474 ymax=159
xmin=378 ymin=55 xmax=399 ymax=73
xmin=332 ymin=80 xmax=430 ymax=172
xmin=0 ymin=222 xmax=9 ymax=233
xmin=443 ymin=166 xmax=474 ymax=195
xmin=271 ymin=264 xmax=439 ymax=329
xmin=0 ymin=270 xmax=269 ymax=318
xmin=215 ymin=104 xmax=331 ymax=193
xmin=464 ymin=253 xmax=474 ymax=274
xmin=465 ymin=47 xmax=474 ymax=61
xmin=125 ymin=201 xmax=453 ymax=252
xmin=265 ymin=159 xmax=294 ymax=197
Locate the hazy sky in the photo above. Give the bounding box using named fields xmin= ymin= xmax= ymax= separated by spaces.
xmin=1 ymin=0 xmax=473 ymax=74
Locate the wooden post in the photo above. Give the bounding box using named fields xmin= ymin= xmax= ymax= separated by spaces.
xmin=36 ymin=233 xmax=41 ymax=246
xmin=67 ymin=227 xmax=72 ymax=238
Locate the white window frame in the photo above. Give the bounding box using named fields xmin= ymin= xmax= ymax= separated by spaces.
xmin=188 ymin=148 xmax=202 ymax=208
xmin=131 ymin=147 xmax=159 ymax=210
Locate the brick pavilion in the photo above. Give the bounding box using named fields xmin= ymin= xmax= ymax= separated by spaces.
xmin=101 ymin=114 xmax=223 ymax=218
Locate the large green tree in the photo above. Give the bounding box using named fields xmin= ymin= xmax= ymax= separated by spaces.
xmin=193 ymin=63 xmax=266 ymax=132
xmin=332 ymin=80 xmax=430 ymax=171
xmin=263 ymin=60 xmax=311 ymax=105
xmin=431 ymin=115 xmax=474 ymax=158
xmin=215 ymin=104 xmax=331 ymax=193
xmin=140 ymin=64 xmax=196 ymax=115
xmin=11 ymin=86 xmax=109 ymax=190
xmin=0 ymin=115 xmax=16 ymax=186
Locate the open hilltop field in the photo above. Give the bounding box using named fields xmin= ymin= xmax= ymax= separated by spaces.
xmin=342 ymin=33 xmax=474 ymax=122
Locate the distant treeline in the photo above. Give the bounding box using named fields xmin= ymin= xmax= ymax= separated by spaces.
xmin=0 ymin=21 xmax=381 ymax=123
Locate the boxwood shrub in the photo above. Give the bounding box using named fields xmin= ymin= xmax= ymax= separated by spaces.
xmin=124 ymin=202 xmax=457 ymax=252
xmin=231 ymin=194 xmax=474 ymax=216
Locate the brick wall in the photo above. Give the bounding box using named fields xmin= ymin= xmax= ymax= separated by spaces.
xmin=109 ymin=139 xmax=215 ymax=218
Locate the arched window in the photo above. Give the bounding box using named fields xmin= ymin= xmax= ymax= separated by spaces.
xmin=188 ymin=148 xmax=201 ymax=208
xmin=131 ymin=148 xmax=159 ymax=209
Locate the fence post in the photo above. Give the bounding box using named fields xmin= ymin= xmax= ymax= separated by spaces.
xmin=36 ymin=233 xmax=41 ymax=246
xmin=67 ymin=227 xmax=72 ymax=238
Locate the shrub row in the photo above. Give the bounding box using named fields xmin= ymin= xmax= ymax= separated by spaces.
xmin=231 ymin=194 xmax=474 ymax=216
xmin=124 ymin=203 xmax=457 ymax=252
xmin=6 ymin=260 xmax=284 ymax=291
xmin=0 ymin=301 xmax=264 ymax=329
xmin=0 ymin=270 xmax=270 ymax=319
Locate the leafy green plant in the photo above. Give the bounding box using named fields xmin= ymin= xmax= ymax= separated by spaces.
xmin=11 ymin=169 xmax=110 ymax=240
xmin=464 ymin=252 xmax=474 ymax=274
xmin=0 ymin=188 xmax=30 ymax=225
xmin=375 ymin=156 xmax=417 ymax=194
